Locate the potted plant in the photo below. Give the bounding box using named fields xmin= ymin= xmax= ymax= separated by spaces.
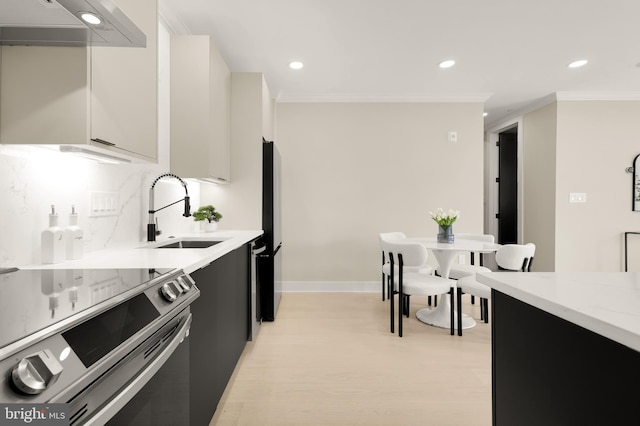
xmin=429 ymin=208 xmax=459 ymax=243
xmin=193 ymin=205 xmax=223 ymax=232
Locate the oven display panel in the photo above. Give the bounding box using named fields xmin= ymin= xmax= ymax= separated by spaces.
xmin=62 ymin=294 xmax=159 ymax=367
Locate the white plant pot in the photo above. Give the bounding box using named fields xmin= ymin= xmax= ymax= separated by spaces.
xmin=201 ymin=221 xmax=218 ymax=232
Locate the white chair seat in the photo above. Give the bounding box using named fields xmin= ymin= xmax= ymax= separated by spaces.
xmin=441 ymin=264 xmax=491 ymax=280
xmin=380 ymin=231 xmax=434 ymax=302
xmin=381 ymin=238 xmax=455 ymax=336
xmin=457 ymin=275 xmax=491 ymax=299
xmin=395 ymin=272 xmax=454 ymax=297
xmin=383 ymin=263 xmax=433 ymax=276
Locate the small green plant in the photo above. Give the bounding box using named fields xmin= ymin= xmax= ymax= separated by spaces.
xmin=193 ymin=205 xmax=222 ymax=223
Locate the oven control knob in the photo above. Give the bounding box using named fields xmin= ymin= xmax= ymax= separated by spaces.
xmin=12 ymin=349 xmax=63 ymax=395
xmin=176 ymin=276 xmax=191 ymax=292
xmin=160 ymin=282 xmax=178 ymax=302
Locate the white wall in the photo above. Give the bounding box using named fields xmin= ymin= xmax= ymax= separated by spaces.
xmin=275 ymin=102 xmax=485 ymax=284
xmin=519 ymin=99 xmax=640 ymax=272
xmin=555 ymin=100 xmax=640 ymax=271
xmin=522 ymin=103 xmax=557 ymax=271
xmin=0 ymin=22 xmax=201 ymax=268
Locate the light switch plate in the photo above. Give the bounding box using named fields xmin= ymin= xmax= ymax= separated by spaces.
xmin=569 ymin=192 xmax=587 ymax=203
xmin=448 ymin=131 xmax=458 ymax=143
xmin=90 ymin=191 xmax=119 ymax=217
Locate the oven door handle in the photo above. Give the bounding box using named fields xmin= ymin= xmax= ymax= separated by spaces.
xmin=252 ymin=241 xmax=267 ymax=255
xmin=83 ymin=313 xmax=192 ymax=426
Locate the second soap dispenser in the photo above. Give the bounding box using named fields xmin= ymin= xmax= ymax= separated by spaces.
xmin=65 ymin=205 xmax=84 ymax=260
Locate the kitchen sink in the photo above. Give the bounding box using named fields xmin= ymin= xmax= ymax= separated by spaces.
xmin=154 ymin=240 xmax=222 ymax=249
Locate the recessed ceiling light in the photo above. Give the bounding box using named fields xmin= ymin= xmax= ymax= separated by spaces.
xmin=483 ymin=112 xmax=488 ymax=117
xmin=568 ymin=59 xmax=588 ymax=68
xmin=289 ymin=61 xmax=304 ymax=70
xmin=80 ymin=12 xmax=101 ymax=25
xmin=439 ymin=60 xmax=455 ymax=69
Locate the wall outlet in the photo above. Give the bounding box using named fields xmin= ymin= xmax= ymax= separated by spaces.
xmin=569 ymin=192 xmax=587 ymax=203
xmin=90 ymin=192 xmax=119 ymax=217
xmin=448 ymin=131 xmax=458 ymax=143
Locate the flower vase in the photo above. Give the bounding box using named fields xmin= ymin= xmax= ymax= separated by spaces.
xmin=437 ymin=225 xmax=454 ymax=243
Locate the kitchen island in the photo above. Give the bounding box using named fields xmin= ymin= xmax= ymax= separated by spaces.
xmin=477 ymin=272 xmax=640 ymax=426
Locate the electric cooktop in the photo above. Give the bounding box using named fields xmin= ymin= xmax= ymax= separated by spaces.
xmin=0 ymin=268 xmax=174 ymax=351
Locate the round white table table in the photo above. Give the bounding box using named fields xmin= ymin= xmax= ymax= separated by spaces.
xmin=406 ymin=237 xmax=501 ymax=330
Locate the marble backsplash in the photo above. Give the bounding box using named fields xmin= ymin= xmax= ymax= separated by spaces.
xmin=0 ymin=145 xmax=201 ymax=268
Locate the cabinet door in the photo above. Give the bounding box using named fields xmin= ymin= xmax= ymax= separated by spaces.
xmin=0 ymin=46 xmax=90 ymax=145
xmin=90 ymin=0 xmax=157 ymax=161
xmin=207 ymin=37 xmax=231 ymax=181
xmin=170 ymin=35 xmax=230 ymax=181
xmin=189 ymin=245 xmax=250 ymax=425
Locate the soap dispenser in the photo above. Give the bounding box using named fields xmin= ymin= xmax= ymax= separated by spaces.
xmin=64 ymin=205 xmax=84 ymax=260
xmin=42 ymin=205 xmax=64 ymax=264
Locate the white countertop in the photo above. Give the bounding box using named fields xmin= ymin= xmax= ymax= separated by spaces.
xmin=477 ymin=272 xmax=640 ymax=352
xmin=21 ymin=230 xmax=263 ymax=275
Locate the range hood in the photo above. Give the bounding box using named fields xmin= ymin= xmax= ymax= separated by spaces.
xmin=0 ymin=0 xmax=145 ymax=47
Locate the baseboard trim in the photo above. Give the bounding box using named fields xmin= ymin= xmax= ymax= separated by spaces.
xmin=282 ymin=281 xmax=379 ymax=292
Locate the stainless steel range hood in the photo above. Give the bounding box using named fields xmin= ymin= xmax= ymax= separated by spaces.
xmin=0 ymin=0 xmax=145 ymax=47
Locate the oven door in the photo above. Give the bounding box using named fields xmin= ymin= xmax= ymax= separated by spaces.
xmin=104 ymin=326 xmax=190 ymax=425
xmin=73 ymin=310 xmax=192 ymax=426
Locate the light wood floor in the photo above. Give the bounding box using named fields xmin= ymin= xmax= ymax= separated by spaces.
xmin=210 ymin=292 xmax=492 ymax=426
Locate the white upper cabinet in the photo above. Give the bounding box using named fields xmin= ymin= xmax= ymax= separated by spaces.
xmin=170 ymin=35 xmax=231 ymax=182
xmin=88 ymin=0 xmax=157 ymax=161
xmin=0 ymin=0 xmax=158 ymax=162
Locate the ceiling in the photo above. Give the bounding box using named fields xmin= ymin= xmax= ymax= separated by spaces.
xmin=159 ymin=0 xmax=640 ymax=128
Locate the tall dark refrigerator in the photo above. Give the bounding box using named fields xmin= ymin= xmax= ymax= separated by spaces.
xmin=258 ymin=139 xmax=282 ymax=321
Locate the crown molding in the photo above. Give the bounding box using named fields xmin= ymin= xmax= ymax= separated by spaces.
xmin=158 ymin=0 xmax=192 ymax=35
xmin=484 ymin=91 xmax=640 ymax=129
xmin=555 ymin=91 xmax=640 ymax=101
xmin=484 ymin=93 xmax=557 ymax=129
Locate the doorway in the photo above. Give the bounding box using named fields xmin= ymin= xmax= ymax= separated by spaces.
xmin=486 ymin=119 xmax=523 ymax=245
xmin=497 ymin=127 xmax=518 ymax=244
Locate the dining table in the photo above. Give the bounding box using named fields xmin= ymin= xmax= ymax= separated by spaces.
xmin=405 ymin=237 xmax=501 ymax=330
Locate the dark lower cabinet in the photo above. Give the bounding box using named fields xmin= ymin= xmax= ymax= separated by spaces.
xmin=189 ymin=244 xmax=250 ymax=426
xmin=492 ymin=290 xmax=640 ymax=426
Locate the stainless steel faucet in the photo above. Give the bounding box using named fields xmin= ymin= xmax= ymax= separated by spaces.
xmin=147 ymin=173 xmax=191 ymax=242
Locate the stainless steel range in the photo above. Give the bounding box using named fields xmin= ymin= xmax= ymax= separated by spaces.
xmin=0 ymin=267 xmax=199 ymax=425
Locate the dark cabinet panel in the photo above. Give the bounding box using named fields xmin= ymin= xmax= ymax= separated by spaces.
xmin=492 ymin=290 xmax=640 ymax=426
xmin=189 ymin=244 xmax=250 ymax=426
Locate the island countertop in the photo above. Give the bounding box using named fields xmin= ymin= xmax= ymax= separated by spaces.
xmin=477 ymin=272 xmax=640 ymax=352
xmin=20 ymin=230 xmax=263 ymax=274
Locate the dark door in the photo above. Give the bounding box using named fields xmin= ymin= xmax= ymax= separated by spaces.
xmin=497 ymin=128 xmax=518 ymax=244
